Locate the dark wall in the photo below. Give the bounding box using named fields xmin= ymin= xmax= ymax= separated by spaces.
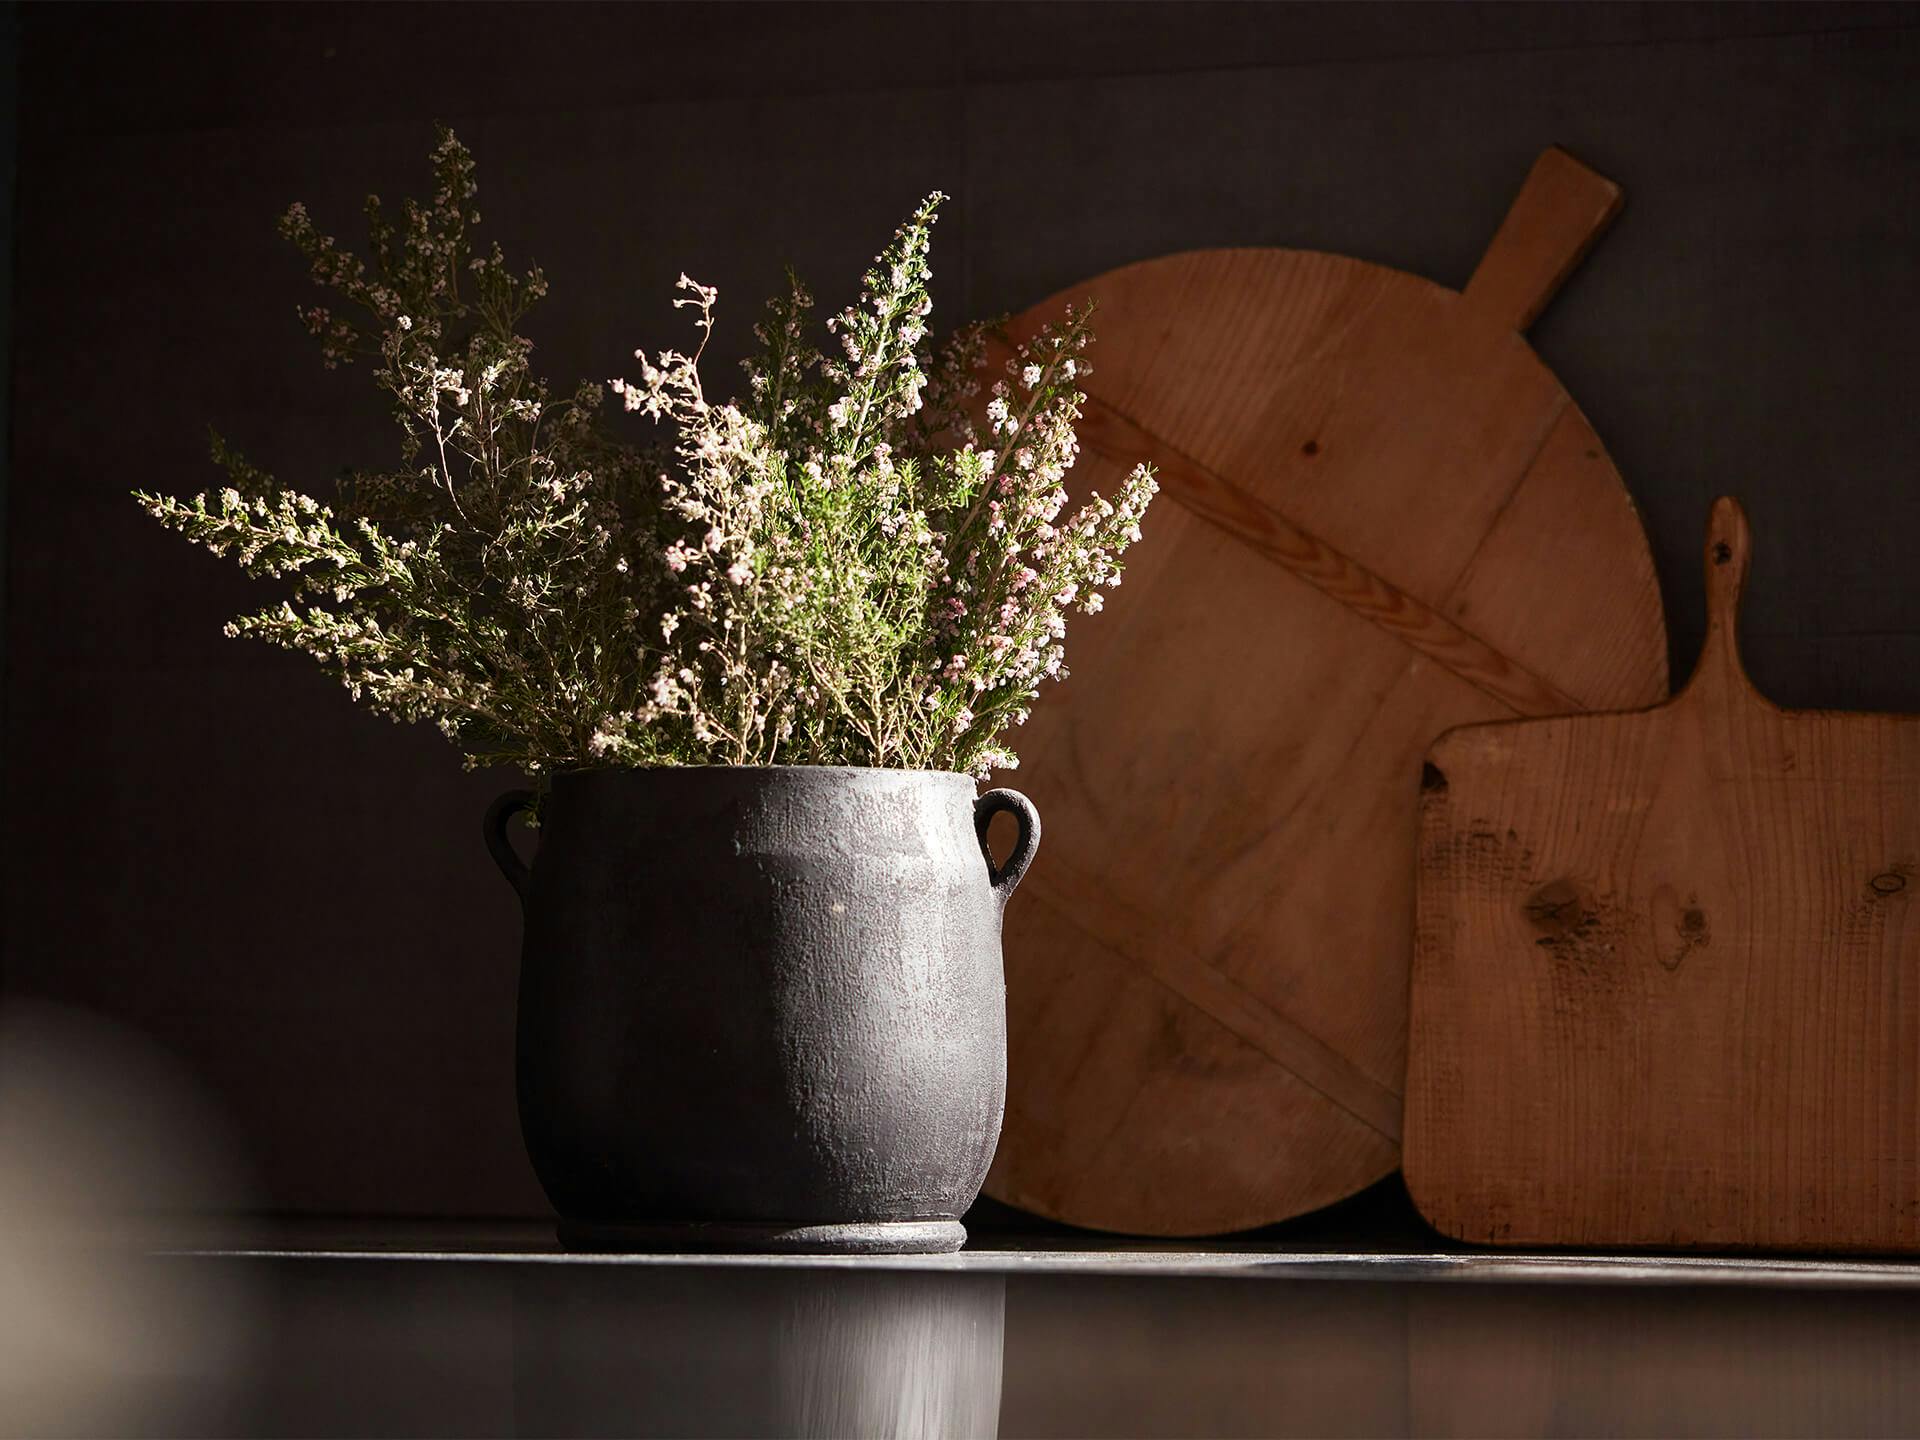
xmin=7 ymin=1 xmax=1920 ymax=1217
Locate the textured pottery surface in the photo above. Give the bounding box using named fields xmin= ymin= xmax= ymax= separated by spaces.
xmin=487 ymin=767 xmax=1037 ymax=1253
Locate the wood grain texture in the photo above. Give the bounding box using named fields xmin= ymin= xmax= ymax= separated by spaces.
xmin=983 ymin=148 xmax=1670 ymax=1235
xmin=1407 ymin=497 xmax=1920 ymax=1252
xmin=1463 ymin=146 xmax=1624 ymax=332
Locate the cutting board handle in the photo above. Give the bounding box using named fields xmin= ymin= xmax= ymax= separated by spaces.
xmin=1463 ymin=146 xmax=1623 ymax=333
xmin=1681 ymin=495 xmax=1757 ymax=703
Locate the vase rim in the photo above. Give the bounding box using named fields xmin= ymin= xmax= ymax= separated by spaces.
xmin=548 ymin=763 xmax=982 ymax=782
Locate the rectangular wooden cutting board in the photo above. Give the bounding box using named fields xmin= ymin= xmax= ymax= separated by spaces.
xmin=1405 ymin=497 xmax=1920 ymax=1252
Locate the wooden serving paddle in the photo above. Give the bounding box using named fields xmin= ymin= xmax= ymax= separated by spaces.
xmin=1408 ymin=497 xmax=1920 ymax=1252
xmin=985 ymin=148 xmax=1669 ymax=1235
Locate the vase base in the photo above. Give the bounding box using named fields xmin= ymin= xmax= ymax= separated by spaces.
xmin=555 ymin=1217 xmax=968 ymax=1255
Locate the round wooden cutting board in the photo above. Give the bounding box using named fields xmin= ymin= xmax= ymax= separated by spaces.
xmin=982 ymin=147 xmax=1671 ymax=1235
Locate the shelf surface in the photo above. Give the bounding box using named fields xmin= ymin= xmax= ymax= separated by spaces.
xmin=165 ymin=1216 xmax=1920 ymax=1288
xmin=10 ymin=1215 xmax=1919 ymax=1437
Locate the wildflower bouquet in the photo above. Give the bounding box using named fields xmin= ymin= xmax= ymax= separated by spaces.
xmin=138 ymin=130 xmax=1158 ymax=780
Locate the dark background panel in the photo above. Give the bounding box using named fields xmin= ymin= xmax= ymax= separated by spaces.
xmin=5 ymin=1 xmax=1920 ymax=1217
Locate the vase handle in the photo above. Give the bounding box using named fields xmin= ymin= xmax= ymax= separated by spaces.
xmin=485 ymin=789 xmax=537 ymax=904
xmin=975 ymin=789 xmax=1041 ymax=906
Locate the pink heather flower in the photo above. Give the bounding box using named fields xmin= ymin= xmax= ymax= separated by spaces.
xmin=1085 ymin=593 xmax=1104 ymax=613
xmin=727 ymin=561 xmax=751 ymax=585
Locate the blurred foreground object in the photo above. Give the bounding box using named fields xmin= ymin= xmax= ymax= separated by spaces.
xmin=0 ymin=1000 xmax=258 ymax=1435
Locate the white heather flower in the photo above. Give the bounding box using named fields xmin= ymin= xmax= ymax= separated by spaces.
xmin=144 ymin=165 xmax=1159 ymax=784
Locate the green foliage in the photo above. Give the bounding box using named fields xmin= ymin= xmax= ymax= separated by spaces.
xmin=138 ymin=129 xmax=1157 ymax=779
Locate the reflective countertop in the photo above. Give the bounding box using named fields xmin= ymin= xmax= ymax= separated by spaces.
xmin=10 ymin=1192 xmax=1920 ymax=1437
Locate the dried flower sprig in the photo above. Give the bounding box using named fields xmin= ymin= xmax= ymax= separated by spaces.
xmin=137 ymin=129 xmax=1157 ymax=780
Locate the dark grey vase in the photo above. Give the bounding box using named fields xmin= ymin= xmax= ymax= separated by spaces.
xmin=485 ymin=766 xmax=1039 ymax=1254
